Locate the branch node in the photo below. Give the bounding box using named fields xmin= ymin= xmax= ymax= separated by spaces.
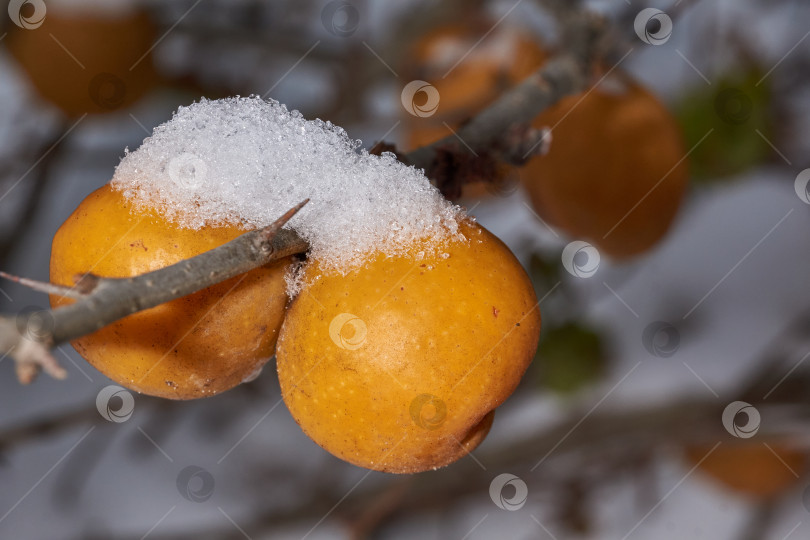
xmin=73 ymin=273 xmax=102 ymax=295
xmin=496 ymin=124 xmax=552 ymax=166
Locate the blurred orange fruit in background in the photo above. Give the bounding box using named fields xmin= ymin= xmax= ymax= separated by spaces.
xmin=524 ymin=76 xmax=688 ymax=259
xmin=5 ymin=6 xmax=158 ymax=117
xmin=685 ymin=443 xmax=806 ymax=499
xmin=401 ymin=22 xmax=546 ymax=198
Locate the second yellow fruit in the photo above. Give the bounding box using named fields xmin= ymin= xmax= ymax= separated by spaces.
xmin=277 ymin=220 xmax=541 ymax=473
xmin=524 ymin=78 xmax=688 ymax=258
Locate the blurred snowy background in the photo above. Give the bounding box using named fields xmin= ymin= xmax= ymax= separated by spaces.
xmin=1 ymin=0 xmax=810 ymax=538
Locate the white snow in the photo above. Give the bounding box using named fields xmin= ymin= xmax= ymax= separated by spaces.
xmin=111 ymin=96 xmax=462 ymax=274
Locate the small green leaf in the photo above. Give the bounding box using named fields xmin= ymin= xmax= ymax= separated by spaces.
xmin=675 ymin=69 xmax=772 ymax=182
xmin=536 ymin=322 xmax=605 ymax=395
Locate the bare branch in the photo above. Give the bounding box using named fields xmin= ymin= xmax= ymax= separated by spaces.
xmin=105 ymin=395 xmax=810 ymax=540
xmin=402 ymin=12 xmax=605 ymax=195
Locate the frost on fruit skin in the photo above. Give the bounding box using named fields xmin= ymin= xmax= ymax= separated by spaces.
xmin=112 ymin=96 xmax=462 ymax=286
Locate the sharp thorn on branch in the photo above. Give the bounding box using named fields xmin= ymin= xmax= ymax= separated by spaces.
xmin=257 ymin=199 xmax=310 ymax=247
xmin=0 ymin=271 xmax=87 ymax=300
